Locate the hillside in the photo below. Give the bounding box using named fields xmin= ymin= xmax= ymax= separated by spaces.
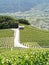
xmin=0 ymin=0 xmax=49 ymax=64
xmin=0 ymin=16 xmax=49 ymax=48
xmin=0 ymin=24 xmax=49 ymax=48
xmin=20 ymin=24 xmax=49 ymax=48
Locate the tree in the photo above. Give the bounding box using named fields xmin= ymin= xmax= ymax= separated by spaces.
xmin=0 ymin=16 xmax=18 ymax=29
xmin=18 ymin=19 xmax=30 ymax=25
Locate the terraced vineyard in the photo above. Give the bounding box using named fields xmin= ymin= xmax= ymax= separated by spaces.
xmin=0 ymin=24 xmax=49 ymax=48
xmin=0 ymin=29 xmax=14 ymax=48
xmin=0 ymin=29 xmax=14 ymax=37
xmin=0 ymin=37 xmax=14 ymax=48
xmin=0 ymin=23 xmax=49 ymax=65
xmin=20 ymin=24 xmax=49 ymax=48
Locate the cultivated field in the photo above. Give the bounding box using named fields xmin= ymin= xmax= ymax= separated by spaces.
xmin=20 ymin=24 xmax=49 ymax=48
xmin=0 ymin=29 xmax=14 ymax=48
xmin=0 ymin=25 xmax=49 ymax=48
xmin=0 ymin=24 xmax=49 ymax=65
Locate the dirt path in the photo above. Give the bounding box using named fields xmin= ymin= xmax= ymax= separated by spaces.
xmin=12 ymin=28 xmax=29 ymax=48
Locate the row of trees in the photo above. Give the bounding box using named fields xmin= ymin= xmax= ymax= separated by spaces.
xmin=0 ymin=16 xmax=30 ymax=29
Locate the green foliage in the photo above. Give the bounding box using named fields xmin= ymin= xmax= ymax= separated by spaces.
xmin=0 ymin=48 xmax=49 ymax=65
xmin=18 ymin=19 xmax=30 ymax=25
xmin=0 ymin=16 xmax=18 ymax=29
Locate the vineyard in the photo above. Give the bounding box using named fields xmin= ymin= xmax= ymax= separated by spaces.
xmin=0 ymin=25 xmax=49 ymax=48
xmin=20 ymin=24 xmax=49 ymax=48
xmin=0 ymin=24 xmax=49 ymax=65
xmin=0 ymin=0 xmax=49 ymax=64
xmin=0 ymin=29 xmax=14 ymax=48
xmin=0 ymin=48 xmax=49 ymax=65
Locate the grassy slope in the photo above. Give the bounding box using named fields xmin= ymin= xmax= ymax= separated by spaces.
xmin=0 ymin=29 xmax=14 ymax=37
xmin=20 ymin=24 xmax=49 ymax=47
xmin=0 ymin=29 xmax=14 ymax=47
xmin=0 ymin=24 xmax=49 ymax=47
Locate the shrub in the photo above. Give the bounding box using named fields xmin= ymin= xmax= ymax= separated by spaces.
xmin=18 ymin=19 xmax=30 ymax=25
xmin=0 ymin=16 xmax=18 ymax=29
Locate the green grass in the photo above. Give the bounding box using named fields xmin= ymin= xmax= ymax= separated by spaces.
xmin=0 ymin=29 xmax=14 ymax=48
xmin=0 ymin=25 xmax=49 ymax=64
xmin=0 ymin=24 xmax=49 ymax=48
xmin=0 ymin=27 xmax=49 ymax=65
xmin=20 ymin=24 xmax=49 ymax=47
xmin=0 ymin=37 xmax=14 ymax=48
xmin=0 ymin=29 xmax=14 ymax=37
